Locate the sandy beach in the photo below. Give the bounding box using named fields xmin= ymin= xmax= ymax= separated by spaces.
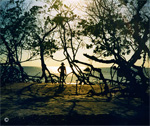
xmin=0 ymin=82 xmax=149 ymax=125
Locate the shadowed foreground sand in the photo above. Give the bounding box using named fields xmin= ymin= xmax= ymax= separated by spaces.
xmin=0 ymin=83 xmax=149 ymax=125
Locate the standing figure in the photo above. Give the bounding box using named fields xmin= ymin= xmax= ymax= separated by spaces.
xmin=57 ymin=62 xmax=66 ymax=85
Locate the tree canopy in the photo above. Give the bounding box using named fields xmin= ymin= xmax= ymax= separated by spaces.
xmin=0 ymin=0 xmax=149 ymax=102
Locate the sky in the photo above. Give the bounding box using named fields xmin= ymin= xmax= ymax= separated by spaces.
xmin=21 ymin=47 xmax=150 ymax=68
xmin=21 ymin=46 xmax=115 ymax=68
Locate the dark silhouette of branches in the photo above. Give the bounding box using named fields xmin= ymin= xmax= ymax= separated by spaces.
xmin=77 ymin=0 xmax=149 ymax=102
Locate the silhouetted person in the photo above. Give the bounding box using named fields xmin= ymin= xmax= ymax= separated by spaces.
xmin=57 ymin=62 xmax=66 ymax=86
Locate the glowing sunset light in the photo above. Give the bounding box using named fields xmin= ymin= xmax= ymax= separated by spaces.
xmin=64 ymin=0 xmax=81 ymax=5
xmin=48 ymin=66 xmax=85 ymax=75
xmin=48 ymin=66 xmax=72 ymax=74
xmin=63 ymin=0 xmax=85 ymax=10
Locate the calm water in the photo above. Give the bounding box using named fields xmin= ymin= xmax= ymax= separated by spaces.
xmin=23 ymin=66 xmax=116 ymax=84
xmin=23 ymin=66 xmax=150 ymax=84
xmin=1 ymin=66 xmax=149 ymax=84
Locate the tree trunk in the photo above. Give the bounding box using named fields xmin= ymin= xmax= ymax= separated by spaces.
xmin=2 ymin=36 xmax=27 ymax=82
xmin=17 ymin=62 xmax=26 ymax=82
xmin=39 ymin=41 xmax=48 ymax=83
xmin=45 ymin=66 xmax=54 ymax=83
